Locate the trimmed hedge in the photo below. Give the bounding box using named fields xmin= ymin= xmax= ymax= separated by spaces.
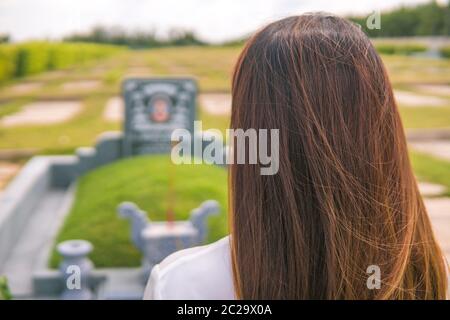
xmin=0 ymin=44 xmax=18 ymax=83
xmin=374 ymin=43 xmax=428 ymax=55
xmin=15 ymin=42 xmax=50 ymax=76
xmin=0 ymin=42 xmax=121 ymax=83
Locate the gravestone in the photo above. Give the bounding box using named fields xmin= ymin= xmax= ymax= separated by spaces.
xmin=122 ymin=78 xmax=197 ymax=156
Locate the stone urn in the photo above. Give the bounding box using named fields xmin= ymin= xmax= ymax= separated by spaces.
xmin=57 ymin=239 xmax=94 ymax=300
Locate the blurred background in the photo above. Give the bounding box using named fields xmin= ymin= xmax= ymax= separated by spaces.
xmin=0 ymin=0 xmax=450 ymax=299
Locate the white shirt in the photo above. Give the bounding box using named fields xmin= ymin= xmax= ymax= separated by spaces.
xmin=144 ymin=235 xmax=450 ymax=299
xmin=143 ymin=235 xmax=235 ymax=300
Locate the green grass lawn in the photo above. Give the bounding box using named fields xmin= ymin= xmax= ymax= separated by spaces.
xmin=382 ymin=54 xmax=450 ymax=85
xmin=410 ymin=151 xmax=450 ymax=197
xmin=146 ymin=46 xmax=239 ymax=92
xmin=400 ymin=106 xmax=450 ymax=129
xmin=49 ymin=155 xmax=228 ymax=268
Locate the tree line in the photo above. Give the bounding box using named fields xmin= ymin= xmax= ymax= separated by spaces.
xmin=63 ymin=27 xmax=206 ymax=48
xmin=349 ymin=0 xmax=450 ymax=37
xmin=62 ymin=1 xmax=450 ymax=46
xmin=1 ymin=1 xmax=450 ymax=48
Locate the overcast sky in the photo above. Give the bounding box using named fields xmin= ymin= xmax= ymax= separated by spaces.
xmin=0 ymin=0 xmax=447 ymax=42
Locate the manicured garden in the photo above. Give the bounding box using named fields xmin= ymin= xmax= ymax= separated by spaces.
xmin=411 ymin=151 xmax=450 ymax=197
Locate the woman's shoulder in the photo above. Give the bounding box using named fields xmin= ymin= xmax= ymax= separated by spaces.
xmin=143 ymin=235 xmax=235 ymax=300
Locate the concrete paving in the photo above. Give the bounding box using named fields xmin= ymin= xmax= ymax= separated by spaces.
xmin=199 ymin=93 xmax=231 ymax=115
xmin=410 ymin=141 xmax=450 ymax=161
xmin=0 ymin=185 xmax=75 ymax=297
xmin=394 ymin=90 xmax=449 ymax=107
xmin=97 ymin=268 xmax=145 ymax=300
xmin=418 ymin=182 xmax=450 ymax=260
xmin=417 ymin=183 xmax=450 ymax=259
xmin=0 ymin=101 xmax=82 ymax=127
xmin=418 ymin=182 xmax=447 ymax=197
xmin=425 ymin=198 xmax=450 ymax=260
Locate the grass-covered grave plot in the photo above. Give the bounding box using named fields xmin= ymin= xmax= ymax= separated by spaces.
xmin=49 ymin=155 xmax=228 ymax=268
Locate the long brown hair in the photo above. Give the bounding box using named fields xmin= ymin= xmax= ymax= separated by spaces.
xmin=229 ymin=13 xmax=448 ymax=299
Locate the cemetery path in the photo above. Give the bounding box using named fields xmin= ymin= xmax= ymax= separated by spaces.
xmin=412 ymin=139 xmax=450 ymax=260
xmin=410 ymin=140 xmax=450 ymax=161
xmin=0 ymin=101 xmax=83 ymax=127
xmin=418 ymin=182 xmax=450 ymax=261
xmin=394 ymin=90 xmax=449 ymax=107
xmin=408 ymin=130 xmax=450 ymax=261
xmin=0 ymin=186 xmax=75 ymax=297
xmin=418 ymin=182 xmax=447 ymax=197
xmin=426 ymin=197 xmax=450 ymax=261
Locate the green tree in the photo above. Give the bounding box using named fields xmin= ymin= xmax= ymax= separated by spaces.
xmin=416 ymin=1 xmax=446 ymax=35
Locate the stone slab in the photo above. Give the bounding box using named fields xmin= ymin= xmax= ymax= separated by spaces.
xmin=394 ymin=90 xmax=448 ymax=107
xmin=96 ymin=268 xmax=145 ymax=300
xmin=418 ymin=182 xmax=447 ymax=197
xmin=410 ymin=141 xmax=450 ymax=161
xmin=199 ymin=93 xmax=231 ymax=115
xmin=1 ymin=101 xmax=82 ymax=127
